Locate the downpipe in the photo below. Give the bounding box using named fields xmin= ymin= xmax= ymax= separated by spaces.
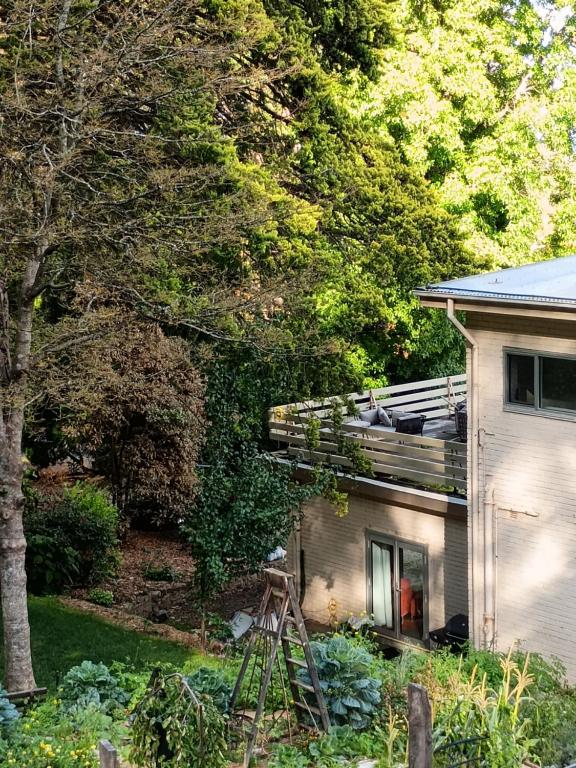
xmin=484 ymin=483 xmax=496 ymax=649
xmin=446 ymin=299 xmax=495 ymax=650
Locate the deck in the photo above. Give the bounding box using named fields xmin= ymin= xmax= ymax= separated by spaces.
xmin=269 ymin=374 xmax=467 ymax=494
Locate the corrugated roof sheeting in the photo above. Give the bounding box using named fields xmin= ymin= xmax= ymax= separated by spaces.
xmin=419 ymin=255 xmax=576 ymax=306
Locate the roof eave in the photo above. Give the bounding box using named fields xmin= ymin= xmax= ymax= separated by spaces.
xmin=414 ymin=289 xmax=576 ymax=314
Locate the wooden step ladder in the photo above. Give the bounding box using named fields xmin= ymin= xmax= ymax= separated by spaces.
xmin=230 ymin=568 xmax=330 ymax=767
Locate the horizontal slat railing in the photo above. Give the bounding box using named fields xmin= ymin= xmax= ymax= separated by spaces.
xmin=273 ymin=427 xmax=466 ymax=492
xmin=272 ymin=374 xmax=466 ymax=422
xmin=270 ymin=374 xmax=467 ymax=493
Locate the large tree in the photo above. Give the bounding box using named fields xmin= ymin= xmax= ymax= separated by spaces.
xmin=0 ymin=0 xmax=486 ymax=690
xmin=45 ymin=313 xmax=205 ymax=518
xmin=0 ymin=0 xmax=314 ymax=690
xmin=366 ymin=0 xmax=576 ymax=266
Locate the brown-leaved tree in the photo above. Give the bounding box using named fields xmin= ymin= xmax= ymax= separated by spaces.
xmin=0 ymin=0 xmax=296 ymax=690
xmin=46 ymin=312 xmax=205 ymax=518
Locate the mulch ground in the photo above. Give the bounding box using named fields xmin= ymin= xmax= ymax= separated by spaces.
xmin=73 ymin=529 xmax=266 ymax=632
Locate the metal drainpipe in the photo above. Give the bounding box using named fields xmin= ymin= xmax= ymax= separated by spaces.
xmin=484 ymin=484 xmax=496 ymax=649
xmin=445 ymin=298 xmax=491 ymax=649
xmin=293 ymin=525 xmax=301 ymax=592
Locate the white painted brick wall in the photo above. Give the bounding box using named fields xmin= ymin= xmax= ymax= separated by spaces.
xmin=469 ymin=316 xmax=576 ymax=678
xmin=293 ymin=494 xmax=468 ymax=635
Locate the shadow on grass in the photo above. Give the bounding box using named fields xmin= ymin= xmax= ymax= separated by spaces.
xmin=0 ymin=597 xmax=196 ymax=690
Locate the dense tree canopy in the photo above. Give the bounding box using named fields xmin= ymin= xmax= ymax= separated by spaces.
xmin=366 ymin=0 xmax=576 ymax=266
xmin=46 ymin=314 xmax=205 ymax=518
xmin=3 ymin=0 xmax=576 ymax=685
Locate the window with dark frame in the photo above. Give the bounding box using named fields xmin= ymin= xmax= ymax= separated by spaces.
xmin=505 ymin=351 xmax=576 ymax=415
xmin=540 ymin=356 xmax=576 ymax=412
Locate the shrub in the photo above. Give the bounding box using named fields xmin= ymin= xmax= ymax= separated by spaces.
xmin=143 ymin=563 xmax=181 ymax=582
xmin=1 ymin=726 xmax=99 ymax=768
xmin=268 ymin=722 xmax=408 ymax=767
xmin=88 ymin=588 xmax=114 ymax=607
xmin=24 ymin=483 xmax=119 ymax=593
xmin=60 ymin=661 xmax=128 ymax=715
xmin=268 ymin=743 xmax=309 ymax=768
xmin=24 ymin=535 xmax=81 ymax=595
xmin=203 ymin=611 xmax=234 ymax=644
xmin=108 ymin=663 xmax=161 ymax=709
xmin=131 ymin=671 xmax=227 ymax=768
xmin=298 ymin=635 xmax=381 ymax=729
xmin=0 ymin=697 xmax=125 ymax=768
xmin=185 ymin=667 xmax=232 ymax=714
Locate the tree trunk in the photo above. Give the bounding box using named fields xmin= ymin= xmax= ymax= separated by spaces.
xmin=0 ymin=415 xmax=36 ymax=691
xmin=0 ymin=263 xmax=40 ymax=691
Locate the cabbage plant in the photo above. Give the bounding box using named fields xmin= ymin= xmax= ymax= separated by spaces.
xmin=0 ymin=688 xmax=20 ymax=734
xmin=297 ymin=635 xmax=381 ymax=729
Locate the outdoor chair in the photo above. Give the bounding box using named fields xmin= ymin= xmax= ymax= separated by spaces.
xmin=454 ymin=402 xmax=467 ymax=441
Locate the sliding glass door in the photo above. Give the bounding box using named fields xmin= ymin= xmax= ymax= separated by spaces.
xmin=368 ymin=535 xmax=427 ymax=644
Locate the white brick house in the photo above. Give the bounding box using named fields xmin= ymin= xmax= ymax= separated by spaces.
xmin=274 ymin=255 xmax=576 ymax=677
xmin=418 ymin=254 xmax=576 ymax=677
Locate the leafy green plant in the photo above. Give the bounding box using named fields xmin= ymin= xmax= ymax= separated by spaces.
xmin=108 ymin=662 xmax=164 ymax=710
xmin=143 ymin=563 xmax=181 ymax=582
xmin=1 ymin=729 xmax=99 ymax=768
xmin=185 ymin=667 xmax=232 ymax=714
xmin=298 ymin=635 xmax=381 ymax=729
xmin=60 ymin=661 xmax=128 ymax=715
xmin=433 ymin=653 xmax=537 ymax=768
xmin=232 ymin=652 xmax=290 ymax=714
xmin=24 ymin=534 xmax=81 ymax=594
xmin=131 ymin=671 xmax=227 ymax=768
xmin=88 ymin=588 xmax=114 ymax=607
xmin=268 ymin=743 xmax=309 ymax=768
xmin=24 ymin=483 xmax=119 ymax=593
xmin=0 ymin=695 xmax=127 ymax=768
xmin=304 ymin=414 xmax=321 ymax=451
xmin=0 ymin=687 xmax=20 ymax=734
xmin=204 ymin=611 xmax=235 ymax=643
xmin=515 ymin=654 xmax=576 ymax=766
xmin=268 ymin=721 xmax=408 ymax=768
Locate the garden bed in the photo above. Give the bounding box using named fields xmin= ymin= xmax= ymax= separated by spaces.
xmin=74 ymin=529 xmax=267 ymax=632
xmin=2 ymin=614 xmax=576 ymax=768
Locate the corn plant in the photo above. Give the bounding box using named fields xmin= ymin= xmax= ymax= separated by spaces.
xmin=433 ymin=651 xmax=536 ymax=768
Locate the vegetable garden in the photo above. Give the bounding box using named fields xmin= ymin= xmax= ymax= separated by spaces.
xmin=3 ymin=621 xmax=576 ymax=768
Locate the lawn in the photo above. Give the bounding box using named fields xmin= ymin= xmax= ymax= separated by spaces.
xmin=0 ymin=597 xmax=195 ymax=689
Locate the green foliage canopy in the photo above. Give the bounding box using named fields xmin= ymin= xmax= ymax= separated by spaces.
xmin=366 ymin=0 xmax=576 ymax=266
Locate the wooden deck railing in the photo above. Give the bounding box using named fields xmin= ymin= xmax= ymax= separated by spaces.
xmin=269 ymin=374 xmax=467 ymax=493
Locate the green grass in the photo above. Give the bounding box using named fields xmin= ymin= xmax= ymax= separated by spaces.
xmin=0 ymin=597 xmax=195 ymax=690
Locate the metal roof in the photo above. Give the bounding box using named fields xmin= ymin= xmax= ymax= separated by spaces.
xmin=417 ymin=255 xmax=576 ymax=307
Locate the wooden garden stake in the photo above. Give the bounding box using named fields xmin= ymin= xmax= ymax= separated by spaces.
xmin=98 ymin=740 xmax=118 ymax=768
xmin=408 ymin=683 xmax=432 ymax=768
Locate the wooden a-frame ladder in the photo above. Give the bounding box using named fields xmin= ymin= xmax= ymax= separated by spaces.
xmin=230 ymin=568 xmax=330 ymax=767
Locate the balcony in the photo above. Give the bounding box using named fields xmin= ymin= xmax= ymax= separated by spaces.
xmin=269 ymin=374 xmax=467 ymax=495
